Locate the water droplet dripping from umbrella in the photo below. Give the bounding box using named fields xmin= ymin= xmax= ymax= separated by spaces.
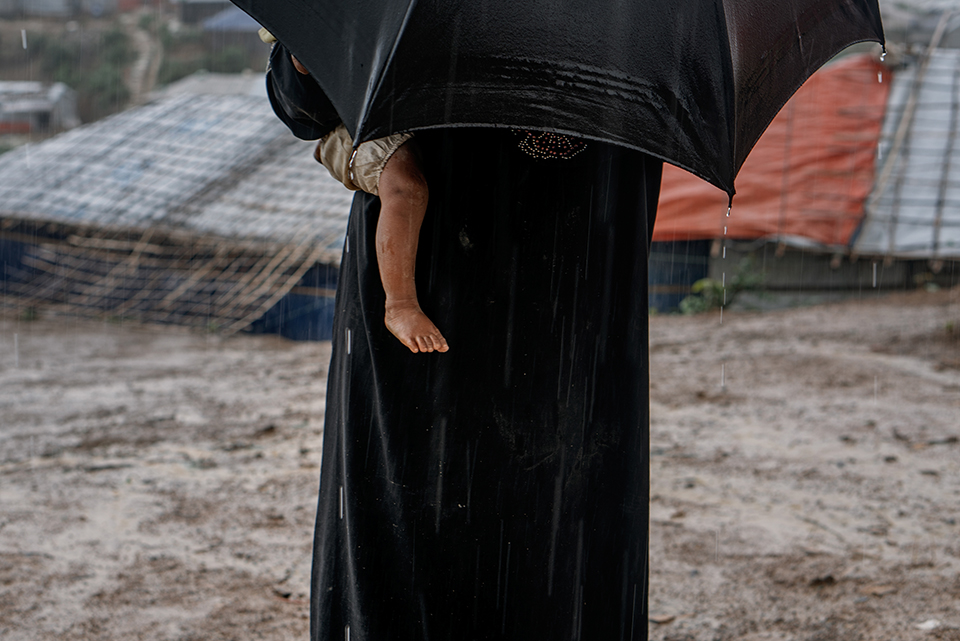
xmin=720 ymin=216 xmax=728 ymax=324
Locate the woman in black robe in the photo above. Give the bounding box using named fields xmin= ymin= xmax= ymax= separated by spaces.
xmin=267 ymin=43 xmax=661 ymax=641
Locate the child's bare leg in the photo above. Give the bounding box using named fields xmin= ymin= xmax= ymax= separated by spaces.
xmin=376 ymin=142 xmax=449 ymax=354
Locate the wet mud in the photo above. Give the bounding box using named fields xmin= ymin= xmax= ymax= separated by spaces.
xmin=0 ymin=287 xmax=958 ymax=640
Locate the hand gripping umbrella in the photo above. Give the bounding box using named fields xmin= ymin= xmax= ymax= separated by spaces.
xmin=232 ymin=0 xmax=883 ymax=198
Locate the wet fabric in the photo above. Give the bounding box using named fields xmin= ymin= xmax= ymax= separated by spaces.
xmin=265 ymin=42 xmax=339 ymax=141
xmin=315 ymin=124 xmax=413 ymax=196
xmin=234 ymin=0 xmax=883 ymax=196
xmin=312 ymin=129 xmax=661 ymax=641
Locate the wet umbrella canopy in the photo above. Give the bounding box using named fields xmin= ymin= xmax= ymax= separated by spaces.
xmin=232 ymin=0 xmax=883 ymax=196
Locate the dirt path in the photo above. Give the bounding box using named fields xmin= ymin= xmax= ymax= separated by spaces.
xmin=122 ymin=11 xmax=162 ymax=105
xmin=1 ymin=288 xmax=958 ymax=640
xmin=0 ymin=321 xmax=329 ymax=640
xmin=647 ymin=288 xmax=960 ymax=641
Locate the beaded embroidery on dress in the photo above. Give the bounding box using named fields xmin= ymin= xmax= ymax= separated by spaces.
xmin=515 ymin=130 xmax=587 ymax=160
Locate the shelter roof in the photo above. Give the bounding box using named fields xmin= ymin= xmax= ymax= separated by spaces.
xmin=854 ymin=49 xmax=960 ymax=258
xmin=0 ymin=92 xmax=353 ymax=265
xmin=152 ymin=71 xmax=265 ymax=100
xmin=0 ymin=81 xmax=73 ymax=113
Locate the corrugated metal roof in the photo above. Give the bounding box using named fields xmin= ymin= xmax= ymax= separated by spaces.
xmin=0 ymin=81 xmax=73 ymax=115
xmin=855 ymin=49 xmax=960 ymax=258
xmin=0 ymin=92 xmax=353 ymax=264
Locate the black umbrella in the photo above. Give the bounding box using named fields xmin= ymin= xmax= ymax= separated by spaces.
xmin=233 ymin=0 xmax=883 ymax=197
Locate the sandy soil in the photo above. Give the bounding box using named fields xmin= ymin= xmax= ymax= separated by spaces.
xmin=1 ymin=288 xmax=958 ymax=640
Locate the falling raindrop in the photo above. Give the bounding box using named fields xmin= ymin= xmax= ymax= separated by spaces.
xmin=872 ymin=262 xmax=877 ymax=288
xmin=346 ymin=328 xmax=352 ymax=354
xmin=345 ymin=625 xmax=351 ymax=641
xmin=880 ymin=50 xmax=886 ymax=62
xmin=339 ymin=485 xmax=344 ymax=519
xmin=501 ymin=541 xmax=512 ymax=633
xmin=721 ymin=273 xmax=726 ymax=287
xmin=723 ymin=225 xmax=727 ymax=235
xmin=722 ymin=246 xmax=726 ymax=259
xmin=878 ymin=71 xmax=883 ymax=83
xmin=725 ymin=206 xmax=731 ymax=218
xmin=720 ymin=363 xmax=725 ymax=388
xmin=719 ymin=306 xmax=723 ymax=324
xmin=877 ymin=146 xmax=882 ymax=161
xmin=345 ymin=236 xmax=350 ymax=253
xmin=21 ymin=29 xmax=27 ymax=49
xmin=435 ymin=419 xmax=447 ymax=533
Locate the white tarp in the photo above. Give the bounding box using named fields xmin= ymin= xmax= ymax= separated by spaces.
xmin=856 ymin=49 xmax=960 ymax=258
xmin=0 ymin=92 xmax=353 ymax=263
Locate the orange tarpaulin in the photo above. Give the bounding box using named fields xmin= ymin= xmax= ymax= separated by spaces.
xmin=654 ymin=53 xmax=889 ymax=247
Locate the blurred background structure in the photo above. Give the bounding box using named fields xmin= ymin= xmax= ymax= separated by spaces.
xmin=0 ymin=0 xmax=960 ymax=337
xmin=0 ymin=85 xmax=351 ymax=339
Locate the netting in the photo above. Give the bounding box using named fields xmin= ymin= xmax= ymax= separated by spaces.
xmin=0 ymin=217 xmax=339 ymax=334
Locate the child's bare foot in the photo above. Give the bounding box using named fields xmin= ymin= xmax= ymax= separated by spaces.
xmin=385 ymin=300 xmax=449 ymax=353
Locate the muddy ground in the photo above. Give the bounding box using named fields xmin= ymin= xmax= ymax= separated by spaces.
xmin=1 ymin=287 xmax=958 ymax=640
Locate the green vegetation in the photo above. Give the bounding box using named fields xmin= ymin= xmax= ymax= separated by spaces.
xmin=25 ymin=26 xmax=131 ymax=122
xmin=2 ymin=15 xmax=266 ymax=126
xmin=679 ymin=256 xmax=764 ymax=314
xmin=157 ymin=45 xmax=251 ymax=86
xmin=156 ymin=21 xmax=252 ymax=87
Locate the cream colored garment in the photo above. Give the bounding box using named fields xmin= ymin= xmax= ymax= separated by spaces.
xmin=315 ymin=124 xmax=413 ymax=196
xmin=258 ymin=28 xmax=277 ymax=44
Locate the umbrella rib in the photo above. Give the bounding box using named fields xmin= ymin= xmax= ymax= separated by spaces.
xmin=355 ymin=0 xmax=420 ymax=142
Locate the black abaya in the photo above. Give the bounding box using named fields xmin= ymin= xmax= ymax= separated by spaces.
xmin=312 ymin=129 xmax=661 ymax=641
